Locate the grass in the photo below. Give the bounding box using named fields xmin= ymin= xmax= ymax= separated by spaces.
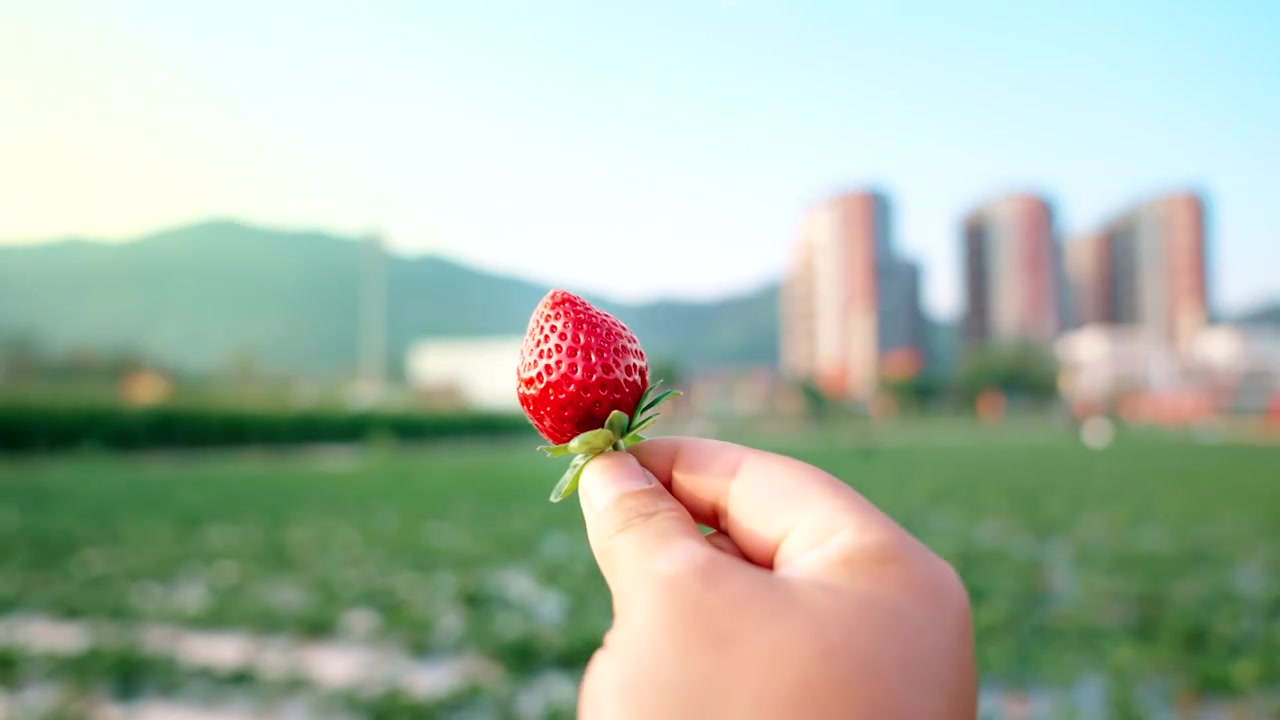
xmin=1 ymin=422 xmax=1278 ymax=717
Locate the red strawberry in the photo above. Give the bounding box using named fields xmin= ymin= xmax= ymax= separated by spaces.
xmin=516 ymin=289 xmax=681 ymax=502
xmin=517 ymin=289 xmax=648 ymax=444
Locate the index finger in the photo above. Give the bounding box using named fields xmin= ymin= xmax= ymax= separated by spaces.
xmin=628 ymin=437 xmax=906 ymax=571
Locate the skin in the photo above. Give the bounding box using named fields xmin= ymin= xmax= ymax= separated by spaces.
xmin=574 ymin=437 xmax=977 ymax=720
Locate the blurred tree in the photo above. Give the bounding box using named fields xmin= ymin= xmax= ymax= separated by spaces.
xmin=798 ymin=380 xmax=831 ymax=421
xmin=957 ymin=342 xmax=1058 ymax=401
xmin=883 ymin=374 xmax=941 ymax=411
xmin=0 ymin=335 xmax=165 ymax=385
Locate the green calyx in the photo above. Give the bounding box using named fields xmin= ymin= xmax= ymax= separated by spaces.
xmin=537 ymin=381 xmax=683 ymax=503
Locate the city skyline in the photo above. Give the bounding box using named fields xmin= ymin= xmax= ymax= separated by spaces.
xmin=0 ymin=185 xmax=1258 ymax=322
xmin=3 ymin=2 xmax=1277 ymax=317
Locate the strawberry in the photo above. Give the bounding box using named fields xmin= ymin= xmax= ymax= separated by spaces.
xmin=516 ymin=289 xmax=680 ymax=502
xmin=518 ymin=290 xmax=648 ymax=444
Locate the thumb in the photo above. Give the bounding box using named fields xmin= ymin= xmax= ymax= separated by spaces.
xmin=577 ymin=450 xmax=709 ymax=598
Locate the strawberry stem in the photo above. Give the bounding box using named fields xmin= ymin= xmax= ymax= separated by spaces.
xmin=567 ymin=428 xmax=615 ymax=456
xmin=549 ymin=454 xmax=592 ymax=502
xmin=604 ymin=410 xmax=630 ymax=439
xmin=538 ymin=443 xmax=572 ymax=457
xmin=543 ymin=381 xmax=683 ymax=503
xmin=639 ymin=389 xmax=680 ymax=417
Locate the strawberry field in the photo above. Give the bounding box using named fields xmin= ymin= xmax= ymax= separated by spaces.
xmin=1 ymin=424 xmax=1278 ymax=719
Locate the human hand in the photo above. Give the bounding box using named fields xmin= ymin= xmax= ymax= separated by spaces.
xmin=574 ymin=437 xmax=976 ymax=719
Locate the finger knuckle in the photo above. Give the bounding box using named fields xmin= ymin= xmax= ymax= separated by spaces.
xmin=823 ymin=528 xmax=909 ymax=570
xmin=653 ymin=539 xmax=720 ymax=581
xmin=600 ymin=499 xmax=685 ymax=546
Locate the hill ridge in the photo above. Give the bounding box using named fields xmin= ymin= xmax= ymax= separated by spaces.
xmin=0 ymin=220 xmax=781 ymax=379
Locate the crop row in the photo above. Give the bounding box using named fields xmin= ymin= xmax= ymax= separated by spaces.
xmin=0 ymin=404 xmax=533 ymax=452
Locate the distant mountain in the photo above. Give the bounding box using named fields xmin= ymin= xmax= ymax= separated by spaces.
xmin=0 ymin=221 xmax=780 ymax=379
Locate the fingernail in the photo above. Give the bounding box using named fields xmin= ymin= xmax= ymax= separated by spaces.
xmin=579 ymin=452 xmax=655 ymax=511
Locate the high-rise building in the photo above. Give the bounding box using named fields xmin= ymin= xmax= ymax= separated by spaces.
xmin=1066 ymin=231 xmax=1109 ymax=327
xmin=1066 ymin=191 xmax=1209 ymax=351
xmin=962 ymin=193 xmax=1062 ymax=348
xmin=879 ymin=256 xmax=925 ymax=358
xmin=780 ymin=190 xmax=925 ymax=401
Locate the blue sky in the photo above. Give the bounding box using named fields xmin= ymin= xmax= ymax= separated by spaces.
xmin=2 ymin=0 xmax=1277 ymax=317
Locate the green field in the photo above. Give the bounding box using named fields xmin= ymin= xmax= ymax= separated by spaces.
xmin=1 ymin=424 xmax=1278 ymax=718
